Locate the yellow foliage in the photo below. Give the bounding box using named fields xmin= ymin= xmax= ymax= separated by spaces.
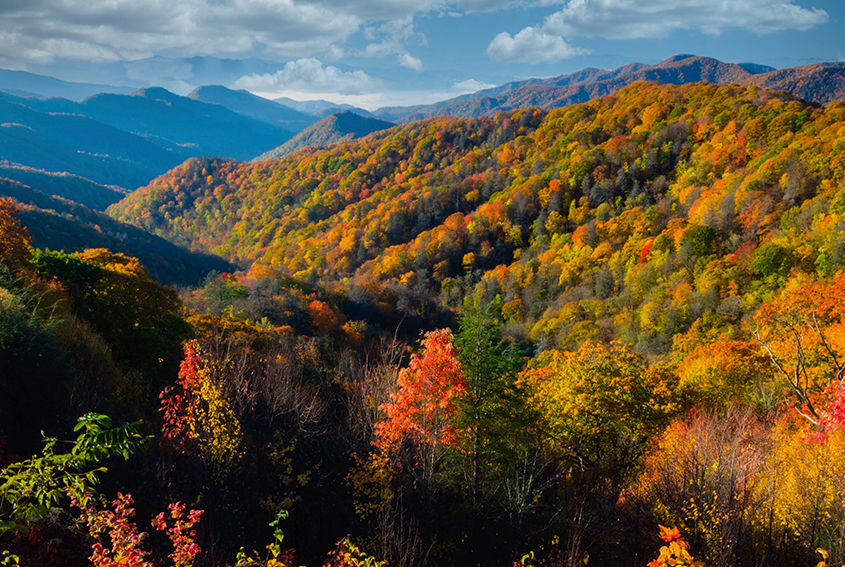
xmin=756 ymin=424 xmax=845 ymax=554
xmin=345 ymin=446 xmax=395 ymax=521
xmin=520 ymin=341 xmax=682 ymax=454
xmin=189 ymin=366 xmax=243 ymax=468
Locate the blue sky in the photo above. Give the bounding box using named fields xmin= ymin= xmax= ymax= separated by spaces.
xmin=0 ymin=0 xmax=842 ymax=109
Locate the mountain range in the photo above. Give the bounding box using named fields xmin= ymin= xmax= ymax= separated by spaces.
xmin=0 ymin=87 xmax=294 ymax=190
xmin=188 ymin=86 xmax=317 ymax=132
xmin=374 ymin=55 xmax=845 ymax=122
xmin=2 ymin=53 xmax=844 ymax=287
xmin=0 ymin=68 xmax=136 ymax=100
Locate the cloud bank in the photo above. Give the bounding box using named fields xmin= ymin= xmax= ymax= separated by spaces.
xmin=486 ymin=0 xmax=829 ymax=62
xmin=233 ymin=58 xmax=382 ymax=94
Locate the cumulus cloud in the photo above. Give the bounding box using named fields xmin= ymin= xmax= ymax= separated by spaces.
xmin=452 ymin=78 xmax=495 ymax=93
xmin=355 ymin=17 xmax=426 ymax=67
xmin=233 ymin=58 xmax=382 ymax=94
xmin=541 ymin=0 xmax=828 ymax=40
xmin=486 ymin=27 xmax=590 ymax=63
xmin=486 ymin=0 xmax=828 ymax=63
xmin=398 ymin=53 xmax=423 ymax=70
xmin=0 ymin=0 xmax=362 ymax=61
xmin=0 ymin=0 xmax=541 ymax=65
xmin=452 ymin=0 xmax=526 ymax=12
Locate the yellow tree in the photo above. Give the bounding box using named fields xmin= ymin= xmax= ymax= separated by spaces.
xmin=160 ymin=340 xmax=243 ymax=469
xmin=0 ymin=197 xmax=33 ymax=271
xmin=676 ymin=340 xmax=774 ymax=409
xmin=520 ymin=341 xmax=684 ymax=479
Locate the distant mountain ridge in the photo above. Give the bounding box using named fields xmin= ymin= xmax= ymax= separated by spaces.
xmin=0 ymin=178 xmax=233 ymax=285
xmin=0 ymin=68 xmax=136 ymax=100
xmin=255 ymin=110 xmax=395 ymax=161
xmin=0 ymin=164 xmax=126 ymax=211
xmin=375 ymin=55 xmax=845 ymax=122
xmin=74 ymin=87 xmax=292 ymax=160
xmin=1 ymin=53 xmax=842 ymax=194
xmin=0 ymin=87 xmax=294 ymax=190
xmin=0 ymin=91 xmax=185 ymax=189
xmin=274 ymin=96 xmax=371 ymax=116
xmin=188 ymin=85 xmax=317 ymax=132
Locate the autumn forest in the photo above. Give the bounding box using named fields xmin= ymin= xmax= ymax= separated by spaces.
xmin=2 ymin=79 xmax=845 ymax=567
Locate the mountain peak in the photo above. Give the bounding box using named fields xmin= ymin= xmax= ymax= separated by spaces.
xmin=254 ymin=110 xmax=394 ymax=161
xmin=129 ymin=86 xmax=179 ymax=101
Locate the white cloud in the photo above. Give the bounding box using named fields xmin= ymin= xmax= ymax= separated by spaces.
xmin=485 ymin=0 xmax=828 ymax=64
xmin=0 ymin=0 xmax=361 ymax=61
xmin=542 ymin=0 xmax=828 ymax=40
xmin=398 ymin=53 xmax=423 ymax=70
xmin=452 ymin=78 xmax=495 ymax=93
xmin=452 ymin=0 xmax=526 ymax=12
xmin=233 ymin=58 xmax=382 ymax=94
xmin=0 ymin=0 xmax=538 ymax=65
xmin=355 ymin=17 xmax=426 ymax=66
xmin=486 ymin=27 xmax=590 ymax=63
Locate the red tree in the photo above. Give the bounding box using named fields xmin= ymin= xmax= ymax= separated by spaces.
xmin=375 ymin=329 xmax=468 ymax=456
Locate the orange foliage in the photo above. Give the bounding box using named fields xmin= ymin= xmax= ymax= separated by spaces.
xmin=754 ymin=272 xmax=845 ymax=424
xmin=375 ymin=329 xmax=468 ymax=451
xmin=308 ymin=299 xmax=340 ymax=335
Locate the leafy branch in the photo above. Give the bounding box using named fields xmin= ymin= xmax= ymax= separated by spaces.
xmin=0 ymin=413 xmax=150 ymax=535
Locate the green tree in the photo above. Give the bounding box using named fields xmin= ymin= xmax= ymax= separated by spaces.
xmin=452 ymin=295 xmax=532 ymax=499
xmin=33 ymin=249 xmax=192 ymax=388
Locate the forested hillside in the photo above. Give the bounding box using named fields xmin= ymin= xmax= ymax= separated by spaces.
xmin=111 ymin=80 xmax=845 ymax=357
xmin=3 ymin=79 xmax=845 ymax=567
xmin=0 ymin=164 xmax=127 ymax=211
xmin=0 ymin=92 xmax=185 ymax=189
xmin=0 ymin=178 xmax=233 ymax=285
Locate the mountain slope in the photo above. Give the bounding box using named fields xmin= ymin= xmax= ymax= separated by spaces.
xmin=188 ymin=85 xmax=316 ymax=132
xmin=749 ymin=62 xmax=845 ymax=104
xmin=0 ymin=68 xmax=135 ymax=100
xmin=1 ymin=178 xmax=233 ymax=285
xmin=0 ymin=164 xmax=126 ymax=211
xmin=5 ymin=87 xmax=293 ymax=161
xmin=110 ymin=81 xmax=845 ymax=354
xmin=274 ymin=96 xmax=371 ymax=116
xmin=75 ymin=88 xmax=293 ymax=160
xmin=254 ymin=110 xmax=395 ymax=160
xmin=0 ymin=93 xmax=186 ymax=189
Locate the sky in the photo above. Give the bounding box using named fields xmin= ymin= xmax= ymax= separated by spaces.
xmin=0 ymin=0 xmax=842 ymax=110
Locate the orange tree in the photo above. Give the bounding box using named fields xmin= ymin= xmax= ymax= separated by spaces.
xmin=0 ymin=198 xmax=33 ymax=272
xmin=754 ymin=271 xmax=845 ymax=426
xmin=375 ymin=328 xmax=467 ymax=484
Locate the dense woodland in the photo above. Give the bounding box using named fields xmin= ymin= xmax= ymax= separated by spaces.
xmin=2 ymin=80 xmax=845 ymax=567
